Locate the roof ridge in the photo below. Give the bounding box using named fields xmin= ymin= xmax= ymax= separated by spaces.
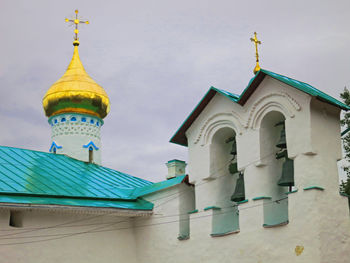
xmin=170 ymin=68 xmax=349 ymax=146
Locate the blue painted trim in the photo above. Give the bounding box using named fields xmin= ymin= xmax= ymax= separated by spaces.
xmin=188 ymin=209 xmax=198 ymax=214
xmin=236 ymin=199 xmax=248 ymax=204
xmin=49 ymin=142 xmax=62 ymax=152
xmin=204 ymin=206 xmax=221 ymax=211
xmin=303 ymin=186 xmax=324 ymax=191
xmin=252 ymin=196 xmax=272 ymax=201
xmin=263 ymin=221 xmax=289 ymax=228
xmin=340 ymin=192 xmax=350 ymax=197
xmin=48 ymin=113 xmax=104 ymax=126
xmin=83 ymin=141 xmax=99 ymax=150
xmin=285 ymin=189 xmax=298 ymax=195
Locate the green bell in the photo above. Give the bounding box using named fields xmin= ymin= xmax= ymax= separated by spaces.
xmin=277 ymin=158 xmax=294 ymax=187
xmin=275 ymin=121 xmax=287 ymax=149
xmin=230 ymin=137 xmax=237 ymax=156
xmin=231 ymin=173 xmax=245 ymax=202
xmin=229 ymin=162 xmax=238 ymax=174
xmin=276 ymin=127 xmax=287 ymax=149
xmin=225 ymin=136 xmax=237 ymax=156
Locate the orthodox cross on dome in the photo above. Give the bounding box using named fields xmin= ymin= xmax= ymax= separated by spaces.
xmin=65 ymin=9 xmax=89 ymax=46
xmin=250 ymin=32 xmax=262 ymax=74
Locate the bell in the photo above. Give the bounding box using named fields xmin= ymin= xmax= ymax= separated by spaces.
xmin=229 ymin=162 xmax=238 ymax=174
xmin=231 ymin=173 xmax=245 ymax=202
xmin=276 ymin=127 xmax=287 ymax=149
xmin=230 ymin=137 xmax=237 ymax=156
xmin=277 ymin=158 xmax=294 ymax=187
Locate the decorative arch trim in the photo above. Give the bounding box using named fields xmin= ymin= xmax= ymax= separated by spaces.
xmin=83 ymin=141 xmax=99 ymax=150
xmin=49 ymin=142 xmax=62 ymax=152
xmin=194 ymin=112 xmax=244 ymax=146
xmin=247 ymin=92 xmax=301 ymax=129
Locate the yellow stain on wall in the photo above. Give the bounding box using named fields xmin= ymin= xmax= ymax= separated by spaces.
xmin=295 ymin=245 xmax=304 ymax=256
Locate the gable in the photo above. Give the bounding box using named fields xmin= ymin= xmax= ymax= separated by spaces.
xmin=170 ymin=69 xmax=349 ymax=146
xmin=170 ymin=88 xmax=239 ymax=146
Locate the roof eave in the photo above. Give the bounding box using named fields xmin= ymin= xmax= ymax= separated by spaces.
xmin=0 ymin=202 xmax=153 ymax=216
xmin=170 ymin=88 xmax=217 ymax=147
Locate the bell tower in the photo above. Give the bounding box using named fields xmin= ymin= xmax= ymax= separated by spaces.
xmin=42 ymin=10 xmax=110 ymax=165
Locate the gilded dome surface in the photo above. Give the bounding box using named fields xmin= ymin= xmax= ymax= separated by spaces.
xmin=43 ymin=46 xmax=110 ymax=119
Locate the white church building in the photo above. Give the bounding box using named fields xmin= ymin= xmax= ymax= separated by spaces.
xmin=0 ymin=11 xmax=349 ymax=263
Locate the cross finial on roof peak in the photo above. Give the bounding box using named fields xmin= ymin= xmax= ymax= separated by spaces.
xmin=65 ymin=9 xmax=89 ymax=46
xmin=250 ymin=32 xmax=262 ymax=74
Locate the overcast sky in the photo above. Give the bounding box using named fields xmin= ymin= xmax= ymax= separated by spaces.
xmin=0 ymin=0 xmax=349 ymax=182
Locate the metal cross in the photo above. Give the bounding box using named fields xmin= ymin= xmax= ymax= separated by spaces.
xmin=250 ymin=32 xmax=262 ymax=74
xmin=65 ymin=10 xmax=89 ymax=46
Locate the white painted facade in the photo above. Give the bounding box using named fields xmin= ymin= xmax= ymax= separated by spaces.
xmin=1 ymin=75 xmax=349 ymax=262
xmin=135 ymin=76 xmax=350 ymax=263
xmin=48 ymin=113 xmax=103 ymax=164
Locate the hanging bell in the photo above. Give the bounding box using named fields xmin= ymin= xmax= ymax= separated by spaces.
xmin=277 ymin=158 xmax=294 ymax=187
xmin=230 ymin=137 xmax=237 ymax=156
xmin=276 ymin=126 xmax=287 ymax=149
xmin=229 ymin=162 xmax=238 ymax=174
xmin=231 ymin=173 xmax=245 ymax=202
xmin=225 ymin=136 xmax=237 ymax=156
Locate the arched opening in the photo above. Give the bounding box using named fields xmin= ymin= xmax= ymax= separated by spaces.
xmin=88 ymin=147 xmax=93 ymax=163
xmin=259 ymin=111 xmax=291 ymax=227
xmin=208 ymin=127 xmax=241 ymax=236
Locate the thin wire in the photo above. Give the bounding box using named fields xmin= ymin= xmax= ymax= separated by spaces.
xmin=0 ymin=197 xmax=288 ymax=244
xmin=0 ymin=149 xmax=280 ymax=238
xmin=0 ymin=148 xmax=277 ymax=192
xmin=0 ymin=157 xmax=233 ymax=236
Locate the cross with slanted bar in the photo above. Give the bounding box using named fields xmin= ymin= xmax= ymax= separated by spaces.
xmin=65 ymin=10 xmax=89 ymax=46
xmin=250 ymin=32 xmax=262 ymax=74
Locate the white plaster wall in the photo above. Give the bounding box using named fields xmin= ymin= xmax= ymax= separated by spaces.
xmin=49 ymin=113 xmax=103 ymax=164
xmin=132 ymin=77 xmax=350 ymax=263
xmin=0 ymin=209 xmax=138 ymax=263
xmin=134 ymin=186 xmax=182 ymax=263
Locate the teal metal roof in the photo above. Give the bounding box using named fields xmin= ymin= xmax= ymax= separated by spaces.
xmin=240 ymin=69 xmax=350 ymax=110
xmin=0 ymin=194 xmax=153 ymax=210
xmin=170 ymin=69 xmax=349 ymax=146
xmin=0 ymin=146 xmax=189 ymax=210
xmin=211 ymin=87 xmax=239 ymax=102
xmin=133 ymin=175 xmax=187 ymax=197
xmin=0 ymin=146 xmax=156 ymax=210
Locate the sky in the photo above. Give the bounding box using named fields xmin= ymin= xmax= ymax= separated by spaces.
xmin=0 ymin=0 xmax=349 ymax=182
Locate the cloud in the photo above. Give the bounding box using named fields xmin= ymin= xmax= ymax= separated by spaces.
xmin=1 ymin=0 xmax=350 ymax=182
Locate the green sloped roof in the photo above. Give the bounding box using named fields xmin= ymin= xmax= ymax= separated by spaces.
xmin=170 ymin=69 xmax=349 ymax=146
xmin=211 ymin=87 xmax=239 ymax=102
xmin=0 ymin=146 xmax=154 ymax=210
xmin=241 ymin=69 xmax=350 ymax=110
xmin=0 ymin=146 xmax=189 ymax=210
xmin=0 ymin=194 xmax=153 ymax=210
xmin=133 ymin=175 xmax=187 ymax=197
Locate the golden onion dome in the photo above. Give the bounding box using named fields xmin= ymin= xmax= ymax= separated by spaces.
xmin=43 ymin=45 xmax=110 ymax=119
